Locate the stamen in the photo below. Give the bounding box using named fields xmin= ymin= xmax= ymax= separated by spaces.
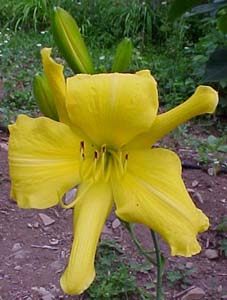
xmin=109 ymin=149 xmax=124 ymax=175
xmin=80 ymin=141 xmax=85 ymax=160
xmin=101 ymin=145 xmax=106 ymax=176
xmin=124 ymin=153 xmax=128 ymax=172
xmin=93 ymin=150 xmax=99 ymax=181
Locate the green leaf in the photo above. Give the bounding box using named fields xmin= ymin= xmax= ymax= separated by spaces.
xmin=51 ymin=7 xmax=94 ymax=74
xmin=203 ymin=47 xmax=227 ymax=82
xmin=168 ymin=0 xmax=204 ymax=21
xmin=218 ymin=13 xmax=227 ymax=33
xmin=111 ymin=38 xmax=133 ymax=72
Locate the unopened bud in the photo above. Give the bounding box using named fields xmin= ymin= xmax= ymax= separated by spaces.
xmin=51 ymin=7 xmax=94 ymax=74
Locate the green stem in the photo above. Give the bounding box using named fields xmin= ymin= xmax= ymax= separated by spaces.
xmin=150 ymin=230 xmax=164 ymax=300
xmin=125 ymin=223 xmax=157 ymax=266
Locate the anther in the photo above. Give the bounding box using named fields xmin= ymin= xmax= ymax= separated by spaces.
xmin=124 ymin=153 xmax=128 ymax=171
xmin=80 ymin=140 xmax=84 ymax=150
xmin=94 ymin=150 xmax=98 ymax=159
xmin=102 ymin=145 xmax=106 ymax=153
xmin=80 ymin=141 xmax=85 ymax=160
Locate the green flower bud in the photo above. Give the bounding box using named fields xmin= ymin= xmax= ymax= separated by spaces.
xmin=51 ymin=7 xmax=94 ymax=74
xmin=33 ymin=73 xmax=59 ymax=121
xmin=111 ymin=38 xmax=133 ymax=73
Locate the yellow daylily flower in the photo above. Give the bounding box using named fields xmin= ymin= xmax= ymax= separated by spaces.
xmin=8 ymin=48 xmax=218 ymax=295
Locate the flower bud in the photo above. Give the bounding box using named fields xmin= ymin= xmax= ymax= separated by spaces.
xmin=33 ymin=73 xmax=59 ymax=121
xmin=51 ymin=7 xmax=94 ymax=74
xmin=111 ymin=38 xmax=133 ymax=72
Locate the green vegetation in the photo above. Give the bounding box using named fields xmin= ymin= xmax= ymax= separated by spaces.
xmin=166 ymin=263 xmax=196 ymax=289
xmin=86 ymin=239 xmax=151 ymax=300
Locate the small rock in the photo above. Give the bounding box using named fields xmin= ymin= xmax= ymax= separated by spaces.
xmin=64 ymin=187 xmax=77 ymax=205
xmin=186 ymin=262 xmax=194 ymax=269
xmin=187 ymin=188 xmax=195 ymax=193
xmin=14 ymin=265 xmax=22 ymax=271
xmin=50 ymin=260 xmax=64 ymax=271
xmin=27 ymin=223 xmax=33 ymax=228
xmin=0 ymin=143 xmax=8 ymax=151
xmin=194 ymin=192 xmax=203 ymax=204
xmin=181 ymin=287 xmax=205 ymax=300
xmin=12 ymin=243 xmax=22 ymax=252
xmin=112 ymin=218 xmax=121 ymax=229
xmin=217 ymin=285 xmax=222 ymax=293
xmin=220 ymin=198 xmax=226 ymax=203
xmin=102 ymin=224 xmax=113 ymax=235
xmin=33 ymin=221 xmax=40 ymax=228
xmin=205 ymin=249 xmax=219 ymax=259
xmin=208 ymin=188 xmax=213 ymax=192
xmin=192 ymin=180 xmax=199 ymax=188
xmin=14 ymin=249 xmax=28 ymax=259
xmin=38 ymin=213 xmax=55 ymax=226
xmin=208 ymin=167 xmax=215 ymax=176
xmin=32 ymin=287 xmax=55 ymax=300
xmin=49 ymin=238 xmax=59 ymax=245
xmin=221 ymin=296 xmax=227 ymax=300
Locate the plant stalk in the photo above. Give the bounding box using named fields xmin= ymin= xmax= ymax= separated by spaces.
xmin=124 ymin=223 xmax=157 ymax=266
xmin=150 ymin=230 xmax=164 ymax=300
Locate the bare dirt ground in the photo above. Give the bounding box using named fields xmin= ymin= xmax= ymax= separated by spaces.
xmin=0 ymin=132 xmax=227 ymax=300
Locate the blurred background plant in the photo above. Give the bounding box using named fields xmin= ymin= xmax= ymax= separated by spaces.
xmin=0 ymin=0 xmax=226 ymax=143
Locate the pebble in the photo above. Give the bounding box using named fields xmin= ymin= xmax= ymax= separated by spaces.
xmin=102 ymin=224 xmax=113 ymax=235
xmin=186 ymin=262 xmax=194 ymax=269
xmin=49 ymin=238 xmax=59 ymax=245
xmin=205 ymin=249 xmax=219 ymax=259
xmin=112 ymin=218 xmax=121 ymax=229
xmin=14 ymin=249 xmax=28 ymax=259
xmin=38 ymin=213 xmax=55 ymax=226
xmin=64 ymin=188 xmax=77 ymax=205
xmin=194 ymin=192 xmax=204 ymax=204
xmin=181 ymin=287 xmax=205 ymax=300
xmin=220 ymin=198 xmax=226 ymax=203
xmin=14 ymin=265 xmax=22 ymax=271
xmin=12 ymin=243 xmax=22 ymax=252
xmin=192 ymin=180 xmax=199 ymax=188
xmin=32 ymin=287 xmax=55 ymax=300
xmin=33 ymin=221 xmax=40 ymax=228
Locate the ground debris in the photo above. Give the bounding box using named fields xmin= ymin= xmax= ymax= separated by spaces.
xmin=181 ymin=287 xmax=205 ymax=300
xmin=31 ymin=287 xmax=55 ymax=300
xmin=38 ymin=213 xmax=55 ymax=226
xmin=205 ymin=249 xmax=219 ymax=259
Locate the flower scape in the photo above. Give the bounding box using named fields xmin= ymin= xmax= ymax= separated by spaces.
xmin=8 ymin=48 xmax=218 ymax=295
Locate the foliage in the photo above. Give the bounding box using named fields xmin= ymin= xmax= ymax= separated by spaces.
xmin=86 ymin=239 xmax=151 ymax=300
xmin=168 ymin=0 xmax=227 ymax=115
xmin=218 ymin=239 xmax=227 ymax=257
xmin=166 ymin=263 xmax=196 ymax=289
xmin=0 ymin=28 xmax=54 ymax=126
xmin=217 ymin=216 xmax=227 ymax=233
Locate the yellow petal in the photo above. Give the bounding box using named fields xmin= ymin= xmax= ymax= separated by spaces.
xmin=8 ymin=115 xmax=81 ymax=208
xmin=41 ymin=48 xmax=70 ymax=124
xmin=60 ymin=181 xmax=113 ymax=295
xmin=66 ymin=71 xmax=158 ymax=147
xmin=128 ymin=85 xmax=218 ymax=149
xmin=112 ymin=148 xmax=209 ymax=256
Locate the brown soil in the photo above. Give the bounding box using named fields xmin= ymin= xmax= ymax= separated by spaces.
xmin=0 ymin=132 xmax=227 ymax=300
